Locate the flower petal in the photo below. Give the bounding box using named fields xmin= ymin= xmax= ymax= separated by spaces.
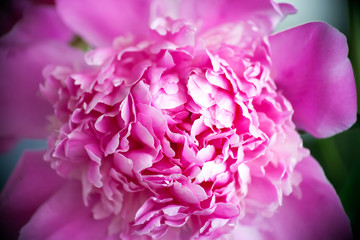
xmin=269 ymin=22 xmax=357 ymax=138
xmin=228 ymin=156 xmax=352 ymax=240
xmin=1 ymin=5 xmax=73 ymax=44
xmin=261 ymin=156 xmax=352 ymax=240
xmin=56 ymin=0 xmax=151 ymax=47
xmin=0 ymin=150 xmax=65 ymax=239
xmin=19 ymin=181 xmax=115 ymax=240
xmin=0 ymin=41 xmax=83 ymax=144
xmin=154 ymin=0 xmax=295 ymax=34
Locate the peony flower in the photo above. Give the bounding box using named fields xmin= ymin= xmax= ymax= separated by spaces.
xmin=0 ymin=0 xmax=356 ymax=239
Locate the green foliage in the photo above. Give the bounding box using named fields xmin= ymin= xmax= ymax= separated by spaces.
xmin=70 ymin=35 xmax=91 ymax=51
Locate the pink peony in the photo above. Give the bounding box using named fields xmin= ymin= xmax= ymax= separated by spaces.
xmin=0 ymin=0 xmax=356 ymax=239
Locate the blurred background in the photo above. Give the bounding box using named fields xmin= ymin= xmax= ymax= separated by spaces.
xmin=0 ymin=0 xmax=359 ymax=239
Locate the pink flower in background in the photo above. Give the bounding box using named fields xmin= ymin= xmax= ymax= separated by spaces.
xmin=0 ymin=0 xmax=356 ymax=240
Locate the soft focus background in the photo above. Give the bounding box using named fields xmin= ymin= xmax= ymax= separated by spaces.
xmin=0 ymin=0 xmax=359 ymax=238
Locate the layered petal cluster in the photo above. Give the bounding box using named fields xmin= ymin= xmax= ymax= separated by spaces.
xmin=41 ymin=14 xmax=308 ymax=239
xmin=0 ymin=0 xmax=356 ymax=240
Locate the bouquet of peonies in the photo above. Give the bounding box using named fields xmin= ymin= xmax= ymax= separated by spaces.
xmin=0 ymin=0 xmax=356 ymax=239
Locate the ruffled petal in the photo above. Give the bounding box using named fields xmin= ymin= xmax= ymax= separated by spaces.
xmin=0 ymin=150 xmax=65 ymax=239
xmin=19 ymin=181 xmax=114 ymax=240
xmin=56 ymin=0 xmax=151 ymax=47
xmin=0 ymin=41 xmax=83 ymax=144
xmin=269 ymin=22 xmax=357 ymax=138
xmin=55 ymin=0 xmax=295 ymax=47
xmin=153 ymin=0 xmax=296 ymax=34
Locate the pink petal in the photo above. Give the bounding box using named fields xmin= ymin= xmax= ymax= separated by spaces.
xmin=20 ymin=181 xmax=115 ymax=240
xmin=157 ymin=0 xmax=295 ymax=34
xmin=0 ymin=150 xmax=65 ymax=239
xmin=1 ymin=5 xmax=73 ymax=44
xmin=213 ymin=202 xmax=240 ymax=218
xmin=56 ymin=0 xmax=151 ymax=47
xmin=262 ymin=156 xmax=352 ymax=240
xmin=113 ymin=152 xmax=133 ymax=176
xmin=228 ymin=156 xmax=351 ymax=240
xmin=245 ymin=176 xmax=279 ymax=207
xmin=0 ymin=41 xmax=83 ymax=143
xmin=226 ymin=225 xmax=266 ymax=240
xmin=172 ymin=182 xmax=199 ymax=205
xmin=158 ymin=226 xmax=192 ymax=240
xmin=269 ymin=22 xmax=357 ymax=138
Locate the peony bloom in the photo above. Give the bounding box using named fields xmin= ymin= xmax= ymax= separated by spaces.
xmin=0 ymin=0 xmax=356 ymax=239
